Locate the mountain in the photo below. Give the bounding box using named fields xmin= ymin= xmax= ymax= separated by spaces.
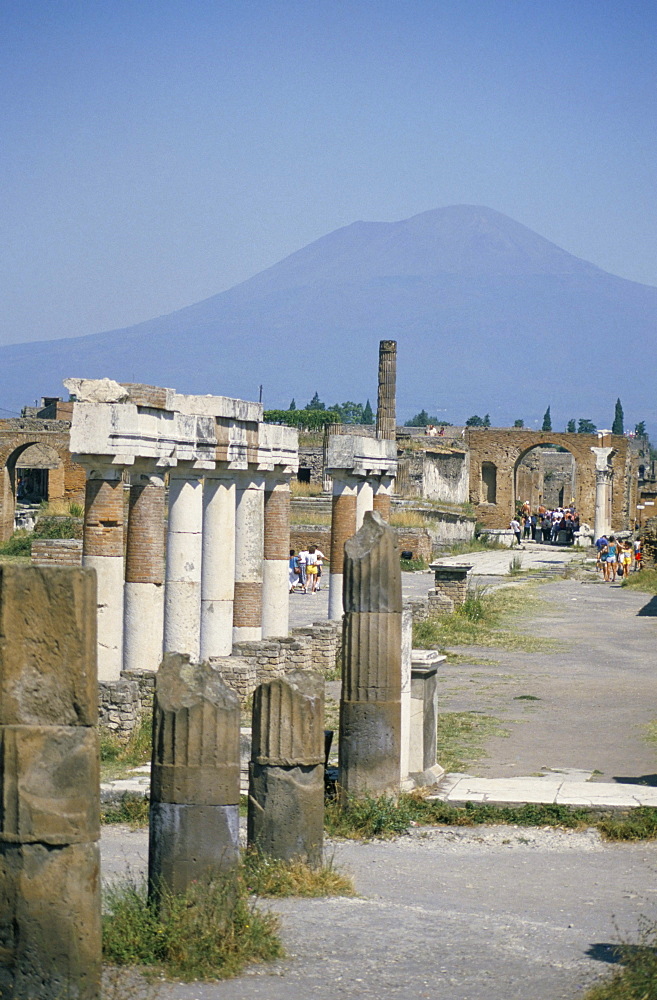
xmin=3 ymin=205 xmax=656 ymax=429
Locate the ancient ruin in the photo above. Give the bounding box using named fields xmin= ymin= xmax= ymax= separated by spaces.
xmin=0 ymin=565 xmax=101 ymax=1000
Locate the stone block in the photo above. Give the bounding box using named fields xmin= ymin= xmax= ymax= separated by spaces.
xmin=248 ymin=763 xmax=324 ymax=866
xmin=148 ymin=802 xmax=239 ymax=895
xmin=0 ymin=565 xmax=97 ymax=727
xmin=339 ymin=700 xmax=402 ymax=796
xmin=0 ymin=841 xmax=101 ymax=1000
xmin=0 ymin=726 xmax=99 ymax=845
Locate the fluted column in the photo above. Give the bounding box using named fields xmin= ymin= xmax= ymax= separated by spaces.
xmin=233 ymin=471 xmax=265 ymax=643
xmin=248 ymin=671 xmax=324 ymax=865
xmin=375 ymin=339 xmax=397 ymax=441
xmin=149 ymin=653 xmax=240 ymax=901
xmin=200 ymin=473 xmax=236 ymax=659
xmin=373 ymin=475 xmax=394 ymax=522
xmin=124 ymin=467 xmax=165 ymax=673
xmin=262 ymin=476 xmax=290 ymax=638
xmin=339 ymin=510 xmax=402 ymax=797
xmin=82 ymin=464 xmax=125 ymax=681
xmin=164 ymin=467 xmax=203 ymax=660
xmin=328 ymin=474 xmax=358 ymax=620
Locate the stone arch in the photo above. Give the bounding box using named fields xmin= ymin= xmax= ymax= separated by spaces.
xmin=514 ymin=441 xmax=577 ymax=512
xmin=466 ymin=428 xmax=636 ymax=531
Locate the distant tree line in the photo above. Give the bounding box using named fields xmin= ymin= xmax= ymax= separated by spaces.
xmin=264 ymin=392 xmax=374 ymax=430
xmin=404 ymin=409 xmax=452 ymax=427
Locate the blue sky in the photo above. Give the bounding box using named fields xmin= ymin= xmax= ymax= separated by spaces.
xmin=1 ymin=0 xmax=656 ymax=345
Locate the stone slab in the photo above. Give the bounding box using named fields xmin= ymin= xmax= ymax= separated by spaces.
xmin=0 ymin=565 xmax=98 ymax=726
xmin=0 ymin=725 xmax=100 ymax=844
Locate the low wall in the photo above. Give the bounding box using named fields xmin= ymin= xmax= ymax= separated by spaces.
xmin=31 ymin=538 xmax=83 ymax=566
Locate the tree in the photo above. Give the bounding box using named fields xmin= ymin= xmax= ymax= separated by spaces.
xmin=362 ymin=399 xmax=374 ymax=425
xmin=542 ymin=406 xmax=552 ymax=432
xmin=289 ymin=398 xmax=296 ymax=411
xmin=566 ymin=419 xmax=576 ymax=433
xmin=465 ymin=414 xmax=484 ymax=427
xmin=305 ymin=392 xmax=324 ymax=411
xmin=612 ymin=398 xmax=624 ymax=435
xmin=406 ymin=409 xmax=430 ymax=427
xmin=514 ymin=419 xmax=524 ymax=428
xmin=635 ymin=421 xmax=647 ymax=438
xmin=483 ymin=414 xmax=491 ymax=427
xmin=578 ymin=418 xmax=597 ymax=435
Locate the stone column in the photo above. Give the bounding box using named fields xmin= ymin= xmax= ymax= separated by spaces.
xmin=328 ymin=474 xmax=358 ymax=620
xmin=82 ymin=464 xmax=125 ymax=681
xmin=200 ymin=474 xmax=236 ymax=660
xmin=372 ymin=475 xmax=393 ymax=522
xmin=248 ymin=671 xmax=324 ymax=866
xmin=262 ymin=476 xmax=290 ymax=638
xmin=356 ymin=478 xmax=374 ymax=530
xmin=149 ymin=653 xmax=240 ymax=900
xmin=164 ymin=467 xmax=203 ymax=661
xmin=124 ymin=467 xmax=166 ymax=673
xmin=233 ymin=472 xmax=265 ymax=642
xmin=339 ymin=510 xmax=402 ymax=796
xmin=594 ymin=468 xmax=613 ymax=540
xmin=375 ymin=339 xmax=397 ymax=440
xmin=0 ymin=565 xmax=101 ymax=1000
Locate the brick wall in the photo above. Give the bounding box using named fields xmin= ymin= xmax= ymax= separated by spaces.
xmin=31 ymin=538 xmax=83 ymax=566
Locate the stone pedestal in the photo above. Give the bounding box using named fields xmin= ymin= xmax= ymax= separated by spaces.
xmin=200 ymin=475 xmax=236 ymax=659
xmin=248 ymin=672 xmax=324 ymax=866
xmin=0 ymin=565 xmax=101 ymax=1000
xmin=148 ymin=653 xmax=240 ymax=900
xmin=164 ymin=471 xmax=203 ymax=660
xmin=339 ymin=511 xmax=402 ymax=797
xmin=124 ymin=468 xmax=165 ymax=673
xmin=409 ymin=650 xmax=445 ymax=783
xmin=328 ymin=475 xmax=358 ymax=620
xmin=429 ymin=563 xmax=473 ymax=609
xmin=82 ymin=467 xmax=125 ymax=681
xmin=233 ymin=474 xmax=265 ymax=643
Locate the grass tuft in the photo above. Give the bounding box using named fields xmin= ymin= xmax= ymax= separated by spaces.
xmin=325 ymin=793 xmax=416 ymax=840
xmin=103 ymin=871 xmax=283 ymax=981
xmin=100 ymin=714 xmax=153 ymax=772
xmin=243 ymin=850 xmax=354 ymax=897
xmin=436 ymin=712 xmax=509 ymax=772
xmin=621 ymin=568 xmax=657 ymax=593
xmin=400 ymin=557 xmax=428 ymax=571
xmin=582 ymin=915 xmax=657 ymax=999
xmin=101 ymin=793 xmax=150 ymax=827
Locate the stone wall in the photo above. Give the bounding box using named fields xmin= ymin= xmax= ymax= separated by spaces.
xmin=422 ymin=450 xmax=469 ymax=504
xmin=31 ymin=538 xmax=83 ymax=566
xmin=291 ymin=524 xmax=434 ymax=563
xmin=98 ymin=669 xmax=155 ymax=737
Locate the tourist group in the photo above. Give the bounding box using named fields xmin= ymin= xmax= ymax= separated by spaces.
xmin=289 ymin=546 xmax=326 ymax=594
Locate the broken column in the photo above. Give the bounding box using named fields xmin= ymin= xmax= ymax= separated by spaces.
xmin=339 ymin=511 xmax=402 ymax=797
xmin=375 ymin=339 xmax=397 ymax=441
xmin=82 ymin=464 xmax=125 ymax=681
xmin=149 ymin=653 xmax=240 ymax=899
xmin=0 ymin=565 xmax=101 ymax=1000
xmin=124 ymin=465 xmax=166 ymax=672
xmin=248 ymin=671 xmax=324 ymax=866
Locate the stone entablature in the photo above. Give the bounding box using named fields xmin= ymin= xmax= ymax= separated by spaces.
xmin=466 ymin=428 xmax=636 ymax=531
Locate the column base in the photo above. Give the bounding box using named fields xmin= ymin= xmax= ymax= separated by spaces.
xmin=148 ymin=802 xmax=239 ymax=899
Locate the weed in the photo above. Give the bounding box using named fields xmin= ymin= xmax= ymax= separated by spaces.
xmin=101 ymin=794 xmax=150 ymax=827
xmin=514 ymin=694 xmax=541 ymax=701
xmin=325 ymin=793 xmax=416 ymax=839
xmin=597 ymin=808 xmax=657 ymax=842
xmin=290 ymin=480 xmax=324 ymax=497
xmin=243 ymin=850 xmax=354 ymax=897
xmin=400 ymin=557 xmax=428 ymax=571
xmin=103 ymin=871 xmax=283 ymax=981
xmin=0 ymin=530 xmax=32 ymax=556
xmin=508 ymin=554 xmax=523 ymax=576
xmin=100 ymin=714 xmax=153 ymax=768
xmin=33 ymin=515 xmax=82 ymax=539
xmin=436 ymin=711 xmax=509 ymax=772
xmin=582 ymin=915 xmax=657 ymax=999
xmin=622 ymin=568 xmax=657 ymax=593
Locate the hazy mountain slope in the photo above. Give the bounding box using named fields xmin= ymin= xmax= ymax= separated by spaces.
xmin=3 ymin=205 xmax=656 ymax=427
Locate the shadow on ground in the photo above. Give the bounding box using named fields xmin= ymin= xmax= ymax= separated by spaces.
xmin=612 ymin=774 xmax=657 ymax=786
xmin=587 ymin=942 xmax=657 ymax=965
xmin=637 ymin=595 xmax=657 ymax=616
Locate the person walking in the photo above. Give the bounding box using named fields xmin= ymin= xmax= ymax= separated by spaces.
xmin=510 ymin=517 xmax=523 ymax=548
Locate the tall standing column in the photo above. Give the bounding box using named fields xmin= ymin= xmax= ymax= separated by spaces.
xmin=339 ymin=511 xmax=402 ymax=797
xmin=594 ymin=468 xmax=613 ymax=540
xmin=200 ymin=474 xmax=236 ymax=659
xmin=373 ymin=475 xmax=393 ymax=522
xmin=262 ymin=476 xmax=290 ymax=638
xmin=233 ymin=471 xmax=265 ymax=643
xmin=164 ymin=468 xmax=203 ymax=661
xmin=0 ymin=565 xmax=101 ymax=1000
xmin=124 ymin=468 xmax=165 ymax=673
xmin=356 ymin=478 xmax=374 ymax=529
xmin=375 ymin=339 xmax=397 ymax=441
xmin=82 ymin=465 xmax=125 ymax=682
xmin=328 ymin=474 xmax=358 ymax=620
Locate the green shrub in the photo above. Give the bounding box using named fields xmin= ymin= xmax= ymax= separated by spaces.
xmin=33 ymin=515 xmax=81 ymax=539
xmin=582 ymin=915 xmax=657 ymax=999
xmin=100 ymin=794 xmax=150 ymax=827
xmin=242 ymin=851 xmax=354 ymax=897
xmin=0 ymin=530 xmax=33 ymax=555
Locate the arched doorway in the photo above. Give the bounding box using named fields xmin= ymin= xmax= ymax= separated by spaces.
xmin=515 ymin=444 xmax=577 ymax=512
xmin=1 ymin=441 xmax=69 ymax=538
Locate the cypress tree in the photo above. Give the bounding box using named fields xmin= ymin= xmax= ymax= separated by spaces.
xmin=612 ymin=398 xmax=624 ymax=435
xmin=542 ymin=406 xmax=552 ymax=432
